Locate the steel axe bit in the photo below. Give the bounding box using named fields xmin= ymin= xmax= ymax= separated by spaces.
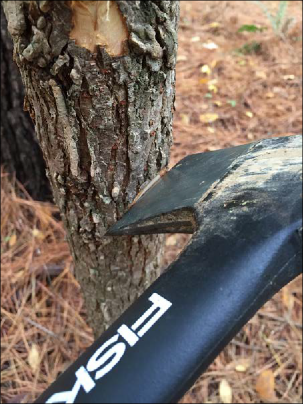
xmin=37 ymin=135 xmax=302 ymax=404
xmin=108 ymin=135 xmax=302 ymax=238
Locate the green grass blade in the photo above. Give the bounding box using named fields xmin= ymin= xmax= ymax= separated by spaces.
xmin=276 ymin=1 xmax=288 ymax=30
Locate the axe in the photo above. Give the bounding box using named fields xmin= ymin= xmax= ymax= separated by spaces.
xmin=37 ymin=135 xmax=302 ymax=404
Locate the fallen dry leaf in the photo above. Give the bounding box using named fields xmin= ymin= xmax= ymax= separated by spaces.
xmin=227 ymin=357 xmax=251 ymax=372
xmin=283 ymin=74 xmax=295 ymax=80
xmin=199 ymin=78 xmax=209 ymax=85
xmin=255 ymin=71 xmax=267 ymax=79
xmin=208 ymin=22 xmax=220 ymax=29
xmin=255 ymin=369 xmax=276 ymax=402
xmin=9 ymin=233 xmax=17 ymax=247
xmin=235 ymin=359 xmax=251 ymax=373
xmin=177 ymin=55 xmax=188 ymax=62
xmin=180 ymin=114 xmax=190 ymax=125
xmin=32 ymin=228 xmax=44 ymax=240
xmin=219 ymin=379 xmax=233 ymax=403
xmin=245 ymin=111 xmax=254 ymax=118
xmin=191 ymin=36 xmax=200 ymax=42
xmin=208 ymin=83 xmax=218 ymax=93
xmin=201 ymin=64 xmax=211 ymax=75
xmin=235 ymin=364 xmax=248 ymax=372
xmin=200 ymin=113 xmax=219 ymax=123
xmin=211 ymin=59 xmax=218 ymax=68
xmin=28 ymin=344 xmax=40 ymax=373
xmin=202 ymin=41 xmax=218 ymax=50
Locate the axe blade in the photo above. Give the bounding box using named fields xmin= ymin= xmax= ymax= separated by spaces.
xmin=107 ymin=143 xmax=251 ymax=236
xmin=107 ymin=135 xmax=302 ymax=237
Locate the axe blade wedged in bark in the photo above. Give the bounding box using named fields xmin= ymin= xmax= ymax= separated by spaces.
xmin=107 ymin=135 xmax=302 ymax=238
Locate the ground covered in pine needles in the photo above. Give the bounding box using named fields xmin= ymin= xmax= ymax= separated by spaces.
xmin=1 ymin=1 xmax=302 ymax=403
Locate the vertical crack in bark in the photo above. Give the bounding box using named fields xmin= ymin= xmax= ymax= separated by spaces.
xmin=122 ymin=86 xmax=132 ymax=208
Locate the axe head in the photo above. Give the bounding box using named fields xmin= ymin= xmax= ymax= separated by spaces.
xmin=107 ymin=143 xmax=251 ymax=236
xmin=107 ymin=135 xmax=302 ymax=238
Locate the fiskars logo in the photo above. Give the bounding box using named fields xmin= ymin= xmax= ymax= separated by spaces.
xmin=46 ymin=293 xmax=172 ymax=403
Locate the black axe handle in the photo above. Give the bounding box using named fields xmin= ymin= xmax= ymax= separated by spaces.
xmin=36 ymin=135 xmax=302 ymax=403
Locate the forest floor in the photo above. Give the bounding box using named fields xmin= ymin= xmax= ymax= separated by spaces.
xmin=1 ymin=1 xmax=302 ymax=403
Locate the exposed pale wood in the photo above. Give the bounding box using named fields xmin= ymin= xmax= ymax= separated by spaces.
xmin=69 ymin=1 xmax=129 ymax=55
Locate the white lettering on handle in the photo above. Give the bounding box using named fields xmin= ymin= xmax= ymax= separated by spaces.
xmin=46 ymin=366 xmax=95 ymax=404
xmin=117 ymin=324 xmax=139 ymax=347
xmin=46 ymin=293 xmax=172 ymax=404
xmin=86 ymin=335 xmax=126 ymax=380
xmin=132 ymin=293 xmax=172 ymax=337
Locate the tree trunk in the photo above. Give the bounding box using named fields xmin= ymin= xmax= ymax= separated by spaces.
xmin=1 ymin=7 xmax=52 ymax=201
xmin=3 ymin=0 xmax=180 ymax=336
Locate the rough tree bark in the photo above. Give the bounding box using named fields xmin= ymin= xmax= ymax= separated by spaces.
xmin=1 ymin=7 xmax=51 ymax=201
xmin=3 ymin=1 xmax=180 ymax=336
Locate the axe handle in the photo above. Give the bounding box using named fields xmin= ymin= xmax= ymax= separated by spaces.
xmin=36 ymin=135 xmax=302 ymax=403
xmin=36 ymin=214 xmax=302 ymax=403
